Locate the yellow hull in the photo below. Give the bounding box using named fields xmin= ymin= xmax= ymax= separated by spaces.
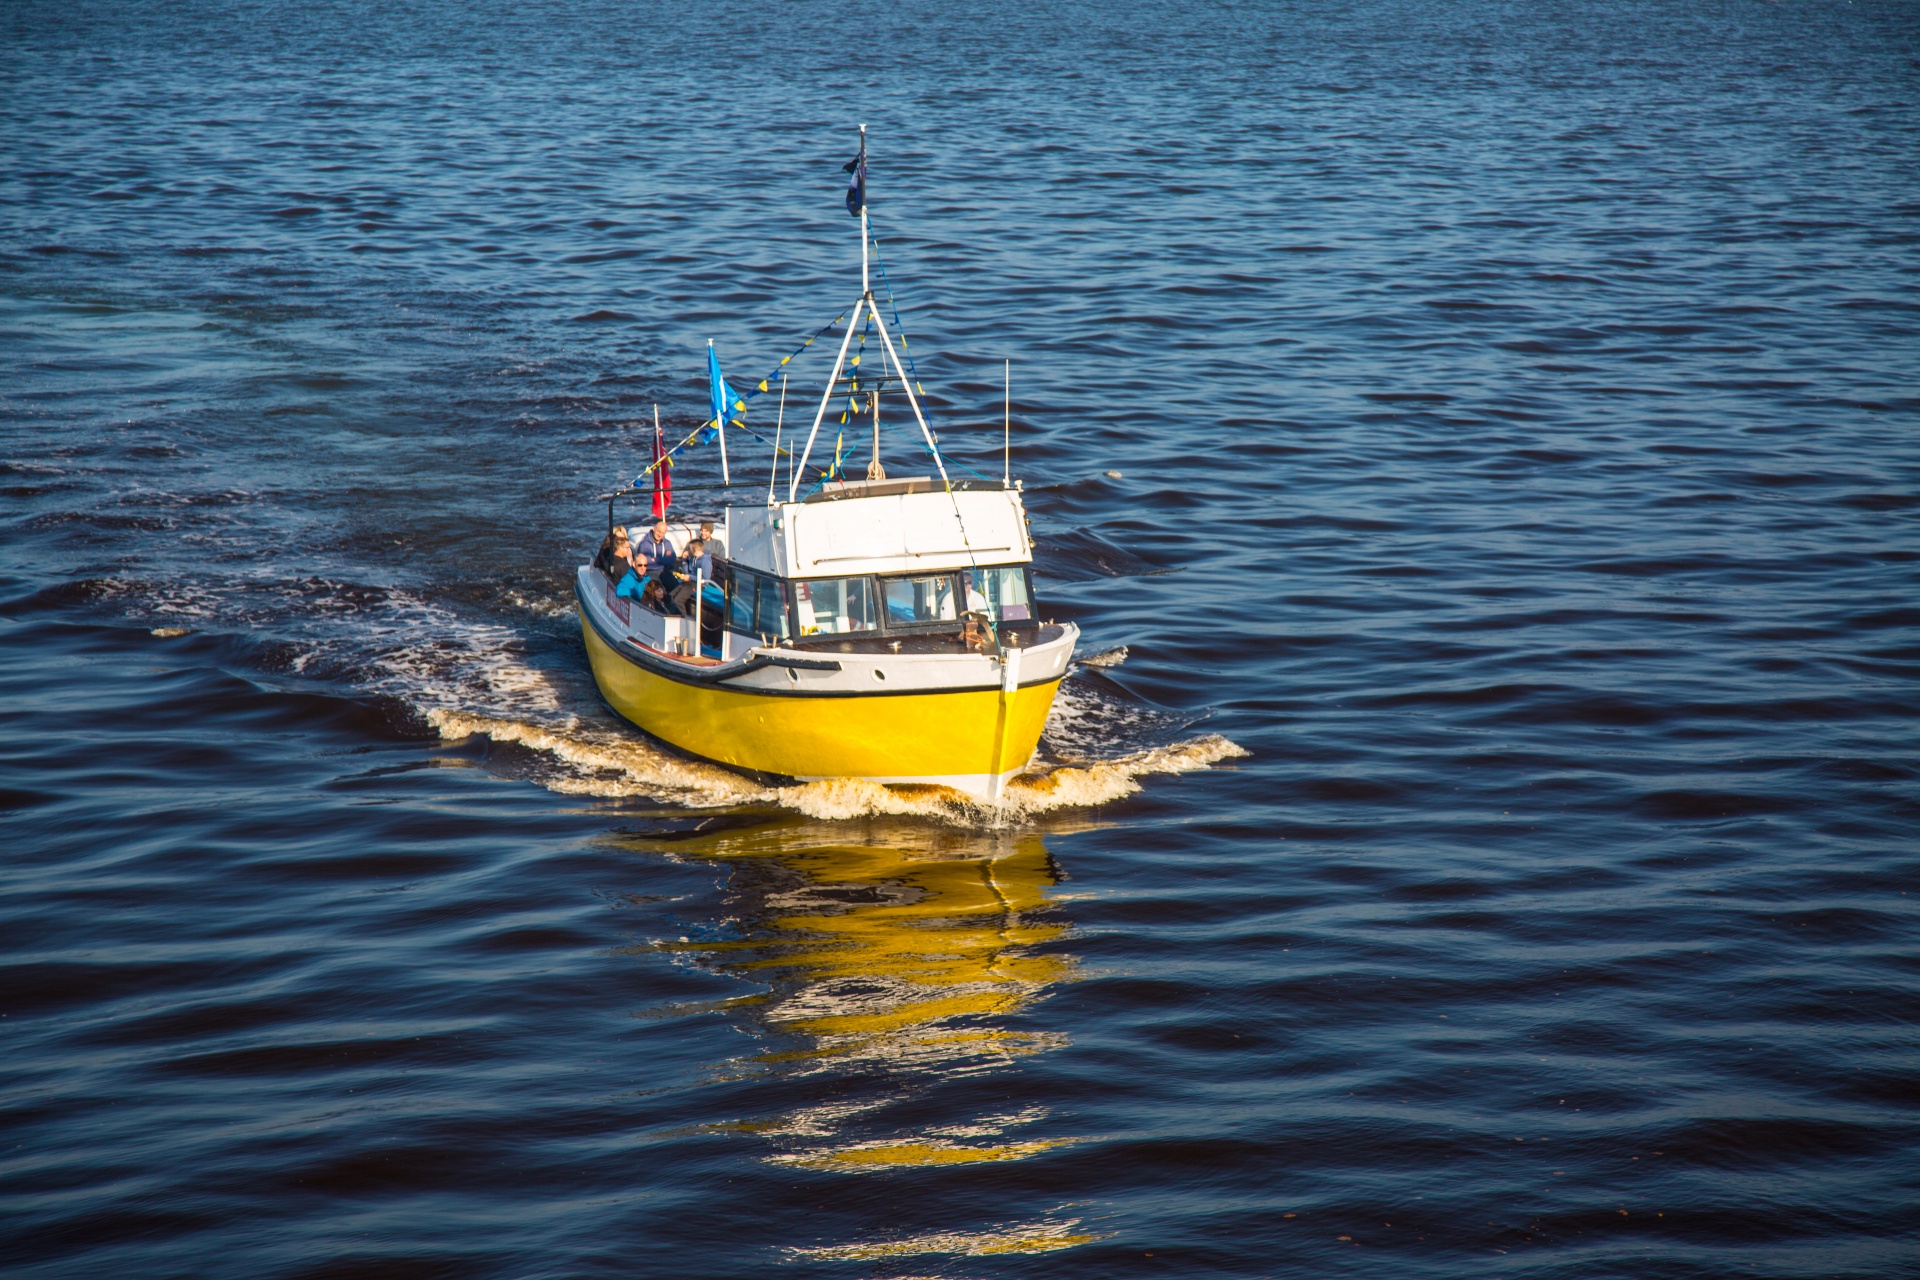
xmin=579 ymin=606 xmax=1061 ymax=787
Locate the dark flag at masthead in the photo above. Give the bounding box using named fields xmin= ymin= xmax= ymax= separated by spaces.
xmin=843 ymin=149 xmax=866 ymax=216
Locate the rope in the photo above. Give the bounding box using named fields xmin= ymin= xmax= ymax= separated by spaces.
xmin=631 ymin=313 xmax=845 ymax=485
xmin=870 ymin=232 xmax=931 ymax=403
xmin=869 ymin=228 xmax=991 ymax=577
xmin=871 ymin=230 xmax=1003 ymax=486
xmin=636 ymin=226 xmax=1000 ymax=512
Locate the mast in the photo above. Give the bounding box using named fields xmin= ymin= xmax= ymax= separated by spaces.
xmin=791 ymin=124 xmax=871 ymax=501
xmin=859 ymin=123 xmax=869 ymax=297
xmin=859 ymin=125 xmax=884 ymax=482
xmin=793 ymin=124 xmax=954 ymax=499
xmin=791 ymin=296 xmax=865 ymax=501
xmin=852 ymin=125 xmax=948 ymax=491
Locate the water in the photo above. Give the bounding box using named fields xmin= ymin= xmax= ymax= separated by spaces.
xmin=4 ymin=0 xmax=1919 ymax=1274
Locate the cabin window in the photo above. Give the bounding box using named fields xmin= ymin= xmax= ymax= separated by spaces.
xmin=962 ymin=566 xmax=1032 ymax=622
xmin=882 ymin=574 xmax=958 ymax=626
xmin=753 ymin=574 xmax=791 ymax=640
xmin=725 ymin=567 xmax=790 ymax=640
xmin=726 ymin=569 xmax=756 ymax=635
xmin=794 ymin=577 xmax=878 ymax=636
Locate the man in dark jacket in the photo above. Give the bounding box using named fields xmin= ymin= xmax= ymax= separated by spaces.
xmin=633 ymin=521 xmax=676 ymax=576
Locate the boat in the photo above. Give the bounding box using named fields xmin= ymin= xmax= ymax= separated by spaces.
xmin=574 ymin=128 xmax=1079 ymax=802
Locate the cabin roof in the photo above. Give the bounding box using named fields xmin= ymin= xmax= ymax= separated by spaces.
xmin=725 ymin=485 xmax=1031 ymax=580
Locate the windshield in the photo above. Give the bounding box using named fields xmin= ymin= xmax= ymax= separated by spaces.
xmin=962 ymin=566 xmax=1031 ymax=622
xmin=794 ymin=577 xmax=878 ymax=636
xmin=882 ymin=574 xmax=957 ymax=626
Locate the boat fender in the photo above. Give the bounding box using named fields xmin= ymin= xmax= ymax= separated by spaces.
xmin=756 ymin=653 xmax=843 ymax=672
xmin=610 ymin=636 xmax=840 ymax=684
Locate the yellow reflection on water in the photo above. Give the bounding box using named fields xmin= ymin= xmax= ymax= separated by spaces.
xmin=612 ymin=815 xmax=1098 ymax=1261
xmin=788 ymin=1218 xmax=1099 ymax=1259
xmin=639 ymin=819 xmax=1080 ymax=1090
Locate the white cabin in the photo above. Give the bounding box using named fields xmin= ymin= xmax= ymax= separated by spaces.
xmin=724 ymin=480 xmax=1032 ymax=580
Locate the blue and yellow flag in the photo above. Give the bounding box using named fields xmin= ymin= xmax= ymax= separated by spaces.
xmin=705 ymin=341 xmax=738 ymax=444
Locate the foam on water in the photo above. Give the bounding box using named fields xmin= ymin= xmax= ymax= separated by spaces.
xmin=55 ymin=561 xmax=1239 ymax=824
xmin=427 ymin=704 xmax=1248 ymax=823
xmin=427 ymin=707 xmax=766 ymax=805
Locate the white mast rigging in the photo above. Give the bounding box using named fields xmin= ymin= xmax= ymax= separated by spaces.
xmin=790 ymin=124 xmax=954 ymax=500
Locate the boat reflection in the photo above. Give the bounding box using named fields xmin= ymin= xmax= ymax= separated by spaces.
xmin=622 ymin=816 xmax=1086 ymax=1176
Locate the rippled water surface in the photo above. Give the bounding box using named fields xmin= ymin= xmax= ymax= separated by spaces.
xmin=5 ymin=1 xmax=1920 ymax=1275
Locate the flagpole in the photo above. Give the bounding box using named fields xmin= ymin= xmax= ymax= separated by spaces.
xmin=767 ymin=374 xmax=786 ymax=506
xmin=708 ymin=340 xmax=731 ymax=487
xmin=1004 ymin=360 xmax=1011 ymax=487
xmin=651 ymin=404 xmax=666 ymax=518
xmin=858 ymin=124 xmax=869 ymax=298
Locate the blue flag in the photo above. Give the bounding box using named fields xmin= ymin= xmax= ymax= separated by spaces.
xmin=843 ymin=151 xmax=866 ymax=216
xmin=706 ymin=341 xmax=737 ymax=444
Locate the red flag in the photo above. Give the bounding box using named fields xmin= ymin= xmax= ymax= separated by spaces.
xmin=651 ymin=417 xmax=672 ymax=518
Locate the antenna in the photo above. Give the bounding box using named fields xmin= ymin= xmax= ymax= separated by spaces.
xmin=1003 ymin=360 xmax=1011 ymax=486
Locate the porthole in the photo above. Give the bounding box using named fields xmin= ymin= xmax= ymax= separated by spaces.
xmin=787 ymin=668 xmax=798 ymax=683
xmin=872 ymin=668 xmax=887 ymax=682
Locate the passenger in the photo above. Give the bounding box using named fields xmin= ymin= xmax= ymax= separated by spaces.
xmin=699 ymin=520 xmax=726 ymax=563
xmin=680 ymin=538 xmax=713 ymax=585
xmin=615 ymin=563 xmax=646 ymax=601
xmin=668 ymin=539 xmax=712 ymax=615
xmin=594 ymin=525 xmax=630 ymax=579
xmin=632 ymin=520 xmax=677 ymax=577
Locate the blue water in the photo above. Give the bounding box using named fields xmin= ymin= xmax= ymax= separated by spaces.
xmin=5 ymin=1 xmax=1920 ymax=1275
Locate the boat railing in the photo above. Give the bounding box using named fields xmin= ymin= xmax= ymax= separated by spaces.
xmin=599 ymin=482 xmax=767 ymax=544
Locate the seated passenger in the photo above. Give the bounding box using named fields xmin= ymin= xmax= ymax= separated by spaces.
xmin=614 ymin=561 xmax=647 ymax=601
xmin=668 ymin=539 xmax=713 ymax=615
xmin=594 ymin=526 xmax=630 ymax=579
xmin=633 ymin=520 xmax=677 ymax=577
xmin=699 ymin=520 xmax=726 ymax=563
xmin=680 ymin=538 xmax=713 ymax=585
